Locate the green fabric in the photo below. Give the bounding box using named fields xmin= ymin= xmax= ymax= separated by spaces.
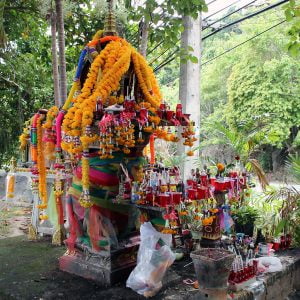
xmin=47 ymin=187 xmax=58 ymax=227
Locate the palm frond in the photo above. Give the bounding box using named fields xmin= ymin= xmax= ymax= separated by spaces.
xmin=286 ymin=153 xmax=300 ymax=182
xmin=248 ymin=158 xmax=269 ymax=190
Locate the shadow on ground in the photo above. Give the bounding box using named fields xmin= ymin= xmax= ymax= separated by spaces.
xmin=0 ymin=236 xmax=198 ymax=300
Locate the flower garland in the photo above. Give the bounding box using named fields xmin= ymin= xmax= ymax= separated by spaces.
xmin=43 ymin=106 xmax=59 ymax=161
xmin=132 ymin=51 xmax=161 ymax=108
xmin=79 ymin=155 xmax=92 ymax=208
xmin=60 ymin=37 xmax=165 ymax=206
xmin=36 ymin=115 xmax=48 ymax=220
xmin=43 ymin=106 xmax=59 ymax=129
xmin=19 ymin=120 xmax=30 ymax=150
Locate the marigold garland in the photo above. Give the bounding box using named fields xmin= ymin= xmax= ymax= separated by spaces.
xmin=19 ymin=121 xmax=30 ymax=150
xmin=36 ymin=115 xmax=48 ymax=219
xmin=60 ymin=36 xmax=166 ymax=206
xmin=43 ymin=106 xmax=59 ymax=129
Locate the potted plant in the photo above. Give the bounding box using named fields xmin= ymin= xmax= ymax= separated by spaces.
xmin=232 ymin=205 xmax=259 ymax=236
xmin=178 ymin=204 xmax=202 ymax=239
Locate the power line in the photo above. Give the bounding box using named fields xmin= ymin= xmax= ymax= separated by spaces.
xmin=201 ymin=20 xmax=286 ymax=67
xmin=202 ymin=0 xmax=289 ymax=40
xmin=203 ymin=0 xmax=258 ymax=30
xmin=146 ymin=0 xmax=219 ymax=56
xmin=206 ymin=0 xmax=218 ymax=5
xmin=203 ymin=0 xmax=241 ymax=21
xmin=153 ymin=0 xmax=289 ymax=72
xmin=150 ymin=0 xmax=255 ymax=64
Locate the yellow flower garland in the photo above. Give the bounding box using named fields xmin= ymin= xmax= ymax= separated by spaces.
xmin=36 ymin=115 xmax=48 ymax=217
xmin=43 ymin=106 xmax=59 ymax=129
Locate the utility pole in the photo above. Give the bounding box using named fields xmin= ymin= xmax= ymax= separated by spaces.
xmin=178 ymin=14 xmax=202 ymax=180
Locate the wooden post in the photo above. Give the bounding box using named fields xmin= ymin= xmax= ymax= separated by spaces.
xmin=178 ymin=14 xmax=202 ymax=180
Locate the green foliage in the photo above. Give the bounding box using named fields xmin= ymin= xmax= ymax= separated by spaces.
xmin=283 ymin=0 xmax=300 ymax=57
xmin=231 ymin=205 xmax=259 ymax=225
xmin=227 ymin=57 xmax=300 ymax=148
xmin=126 ymin=0 xmax=207 ymax=64
xmin=286 ymin=153 xmax=300 ymax=182
xmin=198 ymin=9 xmax=300 ymax=173
xmin=0 ymin=1 xmax=54 ymax=166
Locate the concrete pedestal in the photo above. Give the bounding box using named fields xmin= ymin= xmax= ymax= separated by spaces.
xmin=59 ymin=237 xmax=139 ymax=286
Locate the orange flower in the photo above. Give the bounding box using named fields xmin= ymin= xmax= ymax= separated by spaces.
xmin=187 ymin=150 xmax=194 ymax=156
xmin=217 ymin=163 xmax=225 ymax=172
xmin=179 ymin=211 xmax=188 ymax=216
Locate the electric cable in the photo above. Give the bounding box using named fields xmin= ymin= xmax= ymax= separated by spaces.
xmin=153 ymin=0 xmax=289 ymax=71
xmin=201 ymin=20 xmax=286 ymax=67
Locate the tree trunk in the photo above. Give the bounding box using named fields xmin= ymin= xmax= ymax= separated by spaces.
xmin=50 ymin=11 xmax=60 ymax=107
xmin=178 ymin=14 xmax=202 ymax=180
xmin=55 ymin=0 xmax=67 ymax=106
xmin=139 ymin=19 xmax=149 ymax=57
xmin=0 ymin=0 xmax=7 ymax=48
xmin=271 ymin=148 xmax=283 ymax=172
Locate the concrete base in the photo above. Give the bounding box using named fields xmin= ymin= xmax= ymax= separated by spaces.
xmin=190 ymin=288 xmax=227 ymax=300
xmin=59 ymin=253 xmax=135 ymax=286
xmin=59 ymin=237 xmax=140 ymax=286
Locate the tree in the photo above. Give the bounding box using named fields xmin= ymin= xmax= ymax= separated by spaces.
xmin=227 ymin=57 xmax=300 ymax=170
xmin=49 ymin=9 xmax=60 ymax=106
xmin=55 ymin=0 xmax=67 ymax=105
xmin=198 ymin=9 xmax=300 ymax=172
xmin=283 ymin=0 xmax=300 ymax=57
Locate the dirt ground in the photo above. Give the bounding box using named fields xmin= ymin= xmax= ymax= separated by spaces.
xmin=0 ymin=200 xmax=199 ymax=300
xmin=0 ymin=236 xmax=200 ymax=300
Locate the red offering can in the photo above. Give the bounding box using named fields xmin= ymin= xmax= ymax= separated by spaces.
xmin=159 ymin=103 xmax=166 ymax=111
xmin=213 ymin=180 xmax=227 ymax=192
xmin=156 ymin=194 xmax=170 ymax=207
xmin=187 ymin=189 xmax=197 ymax=200
xmin=197 ymin=187 xmax=207 ymax=200
xmin=224 ymin=179 xmax=232 ymax=189
xmin=200 ymin=175 xmax=208 ymax=186
xmin=170 ymin=192 xmax=182 ymax=205
xmin=229 ymin=171 xmax=238 ymax=178
xmin=210 ymin=177 xmax=216 ymax=185
xmin=176 ymin=104 xmax=183 ymax=118
xmin=286 ymin=234 xmax=292 ymax=248
xmin=187 ymin=179 xmax=194 ymax=186
xmin=166 ymin=110 xmax=174 ymax=121
xmin=272 ymin=242 xmax=280 ymax=251
xmin=145 ymin=193 xmax=154 ymax=204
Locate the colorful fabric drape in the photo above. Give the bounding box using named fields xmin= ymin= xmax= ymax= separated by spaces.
xmin=66 ymin=153 xmax=144 ymax=252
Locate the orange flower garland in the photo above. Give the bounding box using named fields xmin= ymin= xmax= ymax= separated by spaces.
xmin=36 ymin=115 xmax=48 ymax=220
xmin=43 ymin=106 xmax=59 ymax=129
xmin=19 ymin=121 xmax=30 ymax=150
xmin=60 ymin=37 xmax=165 ymax=206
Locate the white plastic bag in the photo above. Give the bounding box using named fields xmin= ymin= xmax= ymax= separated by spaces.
xmin=126 ymin=222 xmax=176 ymax=298
xmin=257 ymin=256 xmax=282 ymax=273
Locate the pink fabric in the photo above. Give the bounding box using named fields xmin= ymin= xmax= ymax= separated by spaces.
xmin=88 ymin=206 xmax=102 ymax=252
xmin=56 ymin=111 xmax=65 ymax=148
xmin=32 ymin=113 xmax=40 ymax=128
xmin=75 ymin=166 xmax=119 ymax=186
xmin=65 ymin=201 xmax=83 ymax=251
